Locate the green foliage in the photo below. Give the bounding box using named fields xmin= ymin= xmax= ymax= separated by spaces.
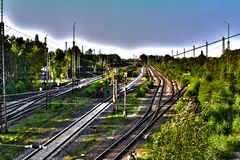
xmin=51 ymin=49 xmax=67 ymax=81
xmin=207 ymin=104 xmax=231 ymax=124
xmin=174 ymin=98 xmax=186 ymax=112
xmin=232 ymin=116 xmax=240 ymax=133
xmin=136 ymin=80 xmax=153 ymax=97
xmin=5 ymin=80 xmax=16 ymax=94
xmin=144 ymin=49 xmax=240 ymax=159
xmin=139 ymin=54 xmax=147 ymax=65
xmin=210 ymin=134 xmax=240 ymax=159
xmin=146 ymin=109 xmax=218 ymax=160
xmin=80 ymin=80 xmax=103 ymax=97
xmin=15 ymin=80 xmax=32 ymax=93
xmin=185 ymin=78 xmax=200 ymax=97
xmin=4 ymin=35 xmax=123 ymax=95
xmin=205 ymin=72 xmax=213 ymax=82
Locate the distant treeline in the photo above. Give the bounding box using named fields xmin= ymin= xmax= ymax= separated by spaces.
xmin=4 ymin=34 xmax=121 ymax=95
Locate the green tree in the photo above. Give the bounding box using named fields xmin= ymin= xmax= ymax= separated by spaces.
xmin=51 ymin=49 xmax=67 ymax=81
xmin=140 ymin=54 xmax=147 ymax=65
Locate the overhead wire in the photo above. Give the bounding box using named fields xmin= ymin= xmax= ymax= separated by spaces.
xmin=0 ymin=96 xmax=96 ymax=154
xmin=0 ymin=78 xmax=107 ymax=154
xmin=173 ymin=33 xmax=240 ymax=57
xmin=4 ymin=24 xmax=104 ymax=54
xmin=4 ymin=24 xmax=60 ymax=51
xmin=4 ymin=24 xmax=34 ymax=39
xmin=46 ymin=37 xmax=62 ymax=48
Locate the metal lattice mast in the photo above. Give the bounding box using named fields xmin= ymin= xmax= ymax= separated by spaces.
xmin=45 ymin=37 xmax=50 ymax=109
xmin=76 ymin=44 xmax=80 ymax=84
xmin=0 ymin=0 xmax=6 ymax=132
xmin=72 ymin=22 xmax=77 ymax=85
xmin=65 ymin=42 xmax=68 ymax=79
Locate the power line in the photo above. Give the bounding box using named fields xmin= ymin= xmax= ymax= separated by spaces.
xmin=5 ymin=25 xmax=103 ymax=55
xmin=5 ymin=24 xmax=59 ymax=51
xmin=4 ymin=24 xmax=33 ymax=39
xmin=173 ymin=33 xmax=240 ymax=57
xmin=0 ymin=97 xmax=89 ymax=154
xmin=46 ymin=37 xmax=62 ymax=48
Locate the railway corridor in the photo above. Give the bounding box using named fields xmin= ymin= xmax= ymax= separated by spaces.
xmin=26 ymin=102 xmax=112 ymax=160
xmin=21 ymin=67 xmax=144 ymax=160
xmin=94 ymin=66 xmax=186 ymax=160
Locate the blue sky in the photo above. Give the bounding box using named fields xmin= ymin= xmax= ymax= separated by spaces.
xmin=4 ymin=0 xmax=240 ymax=58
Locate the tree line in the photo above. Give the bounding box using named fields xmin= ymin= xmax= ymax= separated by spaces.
xmin=4 ymin=34 xmax=121 ymax=95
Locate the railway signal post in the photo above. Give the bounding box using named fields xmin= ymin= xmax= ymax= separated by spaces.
xmin=123 ymin=72 xmax=127 ymax=116
xmin=72 ymin=21 xmax=77 ymax=96
xmin=112 ymin=68 xmax=118 ymax=114
xmin=44 ymin=37 xmax=50 ymax=109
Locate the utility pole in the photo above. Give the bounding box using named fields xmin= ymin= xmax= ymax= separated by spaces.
xmin=193 ymin=45 xmax=195 ymax=57
xmin=112 ymin=68 xmax=117 ymax=114
xmin=222 ymin=36 xmax=225 ymax=55
xmin=171 ymin=50 xmax=173 ymax=57
xmin=123 ymin=72 xmax=127 ymax=116
xmin=45 ymin=37 xmax=50 ymax=109
xmin=72 ymin=21 xmax=77 ymax=89
xmin=176 ymin=50 xmax=178 ymax=58
xmin=0 ymin=0 xmax=6 ymax=133
xmin=65 ymin=42 xmax=68 ymax=79
xmin=76 ymin=45 xmax=80 ymax=85
xmin=206 ymin=41 xmax=208 ymax=57
xmin=112 ymin=72 xmax=116 ymax=114
xmin=115 ymin=76 xmax=117 ymax=114
xmin=183 ymin=48 xmax=186 ymax=57
xmin=224 ymin=21 xmax=230 ymax=49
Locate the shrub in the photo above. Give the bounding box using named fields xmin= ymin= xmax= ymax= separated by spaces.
xmin=6 ymin=81 xmax=16 ymax=94
xmin=210 ymin=134 xmax=240 ymax=159
xmin=80 ymin=80 xmax=102 ymax=97
xmin=185 ymin=79 xmax=200 ymax=97
xmin=146 ymin=110 xmax=218 ymax=160
xmin=232 ymin=116 xmax=240 ymax=133
xmin=205 ymin=72 xmax=213 ymax=82
xmin=16 ymin=80 xmax=25 ymax=93
xmin=136 ymin=80 xmax=153 ymax=97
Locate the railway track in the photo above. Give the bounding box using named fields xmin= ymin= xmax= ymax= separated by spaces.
xmin=94 ymin=66 xmax=186 ymax=160
xmin=21 ymin=67 xmax=144 ymax=160
xmin=0 ymin=76 xmax=102 ymax=127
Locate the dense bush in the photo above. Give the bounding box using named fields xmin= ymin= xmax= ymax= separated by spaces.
xmin=5 ymin=80 xmax=16 ymax=94
xmin=136 ymin=80 xmax=153 ymax=97
xmin=146 ymin=109 xmax=218 ymax=160
xmin=80 ymin=80 xmax=102 ymax=97
xmin=6 ymin=79 xmax=33 ymax=94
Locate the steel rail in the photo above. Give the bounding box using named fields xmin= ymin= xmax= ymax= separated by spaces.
xmin=22 ymin=68 xmax=144 ymax=160
xmin=95 ymin=66 xmax=168 ymax=160
xmin=113 ymin=85 xmax=187 ymax=159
